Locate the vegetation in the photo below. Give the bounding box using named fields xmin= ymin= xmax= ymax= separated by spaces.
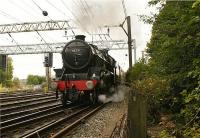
xmin=26 ymin=75 xmax=46 ymax=85
xmin=0 ymin=57 xmax=14 ymax=87
xmin=0 ymin=56 xmax=46 ymax=91
xmin=127 ymin=0 xmax=200 ymax=137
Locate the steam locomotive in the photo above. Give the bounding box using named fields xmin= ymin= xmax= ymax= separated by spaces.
xmin=54 ymin=35 xmax=118 ymax=106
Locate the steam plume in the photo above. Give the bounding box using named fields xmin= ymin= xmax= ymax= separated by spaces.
xmin=98 ymin=85 xmax=129 ymax=103
xmin=73 ymin=0 xmax=124 ymax=32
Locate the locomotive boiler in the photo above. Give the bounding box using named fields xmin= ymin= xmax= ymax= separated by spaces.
xmin=54 ymin=35 xmax=117 ymax=106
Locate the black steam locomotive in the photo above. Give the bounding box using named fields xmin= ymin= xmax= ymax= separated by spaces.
xmin=54 ymin=35 xmax=117 ymax=106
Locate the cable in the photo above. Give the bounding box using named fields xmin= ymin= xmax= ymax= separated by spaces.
xmin=72 ymin=0 xmax=87 ymax=18
xmin=31 ymin=0 xmax=53 ymax=21
xmin=79 ymin=0 xmax=104 ymax=37
xmin=60 ymin=0 xmax=90 ymax=34
xmin=45 ymin=0 xmax=75 ymax=36
xmin=22 ymin=0 xmax=41 ymax=15
xmin=78 ymin=0 xmax=91 ymax=19
xmin=7 ymin=33 xmax=23 ymax=51
xmin=31 ymin=0 xmax=62 ymax=48
xmin=0 ymin=10 xmax=22 ymax=22
xmin=7 ymin=0 xmax=40 ymax=20
xmin=121 ymin=0 xmax=127 ymax=18
xmin=83 ymin=0 xmax=94 ymax=18
xmin=36 ymin=31 xmax=52 ymax=51
xmin=2 ymin=0 xmax=53 ymax=46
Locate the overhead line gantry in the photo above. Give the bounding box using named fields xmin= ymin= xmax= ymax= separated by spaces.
xmin=0 ymin=20 xmax=127 ymax=55
xmin=0 ymin=20 xmax=73 ymax=34
xmin=0 ymin=40 xmax=126 ymax=55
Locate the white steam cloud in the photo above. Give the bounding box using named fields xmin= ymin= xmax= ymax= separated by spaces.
xmin=73 ymin=0 xmax=124 ymax=32
xmin=98 ymin=85 xmax=129 ymax=103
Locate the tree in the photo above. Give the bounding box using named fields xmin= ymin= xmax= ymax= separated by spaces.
xmin=0 ymin=57 xmax=13 ymax=87
xmin=127 ymin=0 xmax=200 ymax=136
xmin=135 ymin=0 xmax=200 ymax=137
xmin=27 ymin=75 xmax=46 ymax=85
xmin=12 ymin=77 xmax=21 ymax=88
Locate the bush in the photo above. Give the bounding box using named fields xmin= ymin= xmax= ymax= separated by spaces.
xmin=131 ymin=76 xmax=171 ymax=123
xmin=27 ymin=75 xmax=46 ymax=85
xmin=126 ymin=60 xmax=149 ymax=83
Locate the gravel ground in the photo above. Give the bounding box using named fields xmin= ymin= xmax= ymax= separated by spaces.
xmin=67 ymin=100 xmax=127 ymax=138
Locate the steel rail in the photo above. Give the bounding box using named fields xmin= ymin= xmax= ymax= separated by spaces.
xmin=0 ymin=91 xmax=53 ymax=97
xmin=0 ymin=104 xmax=63 ymax=127
xmin=1 ymin=103 xmax=62 ymax=121
xmin=51 ymin=104 xmax=105 ymax=138
xmin=0 ymin=95 xmax=56 ymax=107
xmin=0 ymin=104 xmax=81 ymax=133
xmin=0 ymin=93 xmax=54 ymax=102
xmin=20 ymin=106 xmax=92 ymax=138
xmin=0 ymin=110 xmax=63 ymax=132
xmin=0 ymin=98 xmax=57 ymax=114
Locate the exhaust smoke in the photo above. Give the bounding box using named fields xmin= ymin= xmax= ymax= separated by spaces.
xmin=98 ymin=85 xmax=129 ymax=103
xmin=73 ymin=0 xmax=124 ymax=32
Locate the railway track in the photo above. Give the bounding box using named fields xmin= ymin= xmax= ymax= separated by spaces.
xmin=20 ymin=104 xmax=106 ymax=138
xmin=0 ymin=90 xmax=107 ymax=138
xmin=0 ymin=92 xmax=54 ymax=102
xmin=1 ymin=103 xmax=61 ymax=121
xmin=0 ymin=103 xmax=62 ymax=122
xmin=0 ymin=104 xmax=81 ymax=132
xmin=0 ymin=104 xmax=83 ymax=138
xmin=0 ymin=95 xmax=56 ymax=108
xmin=0 ymin=98 xmax=58 ymax=115
xmin=0 ymin=92 xmax=59 ymax=114
xmin=0 ymin=91 xmax=54 ymax=98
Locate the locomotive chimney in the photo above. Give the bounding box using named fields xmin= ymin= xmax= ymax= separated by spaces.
xmin=75 ymin=35 xmax=86 ymax=41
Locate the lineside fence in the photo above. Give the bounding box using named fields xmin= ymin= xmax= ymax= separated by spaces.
xmin=110 ymin=90 xmax=147 ymax=138
xmin=110 ymin=113 xmax=129 ymax=138
xmin=128 ymin=91 xmax=147 ymax=138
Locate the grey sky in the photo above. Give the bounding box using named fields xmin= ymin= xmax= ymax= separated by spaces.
xmin=0 ymin=0 xmax=154 ymax=79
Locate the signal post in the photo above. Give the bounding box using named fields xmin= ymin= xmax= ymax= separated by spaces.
xmin=120 ymin=16 xmax=146 ymax=138
xmin=44 ymin=53 xmax=53 ymax=92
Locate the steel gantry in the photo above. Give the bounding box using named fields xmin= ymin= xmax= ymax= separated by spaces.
xmin=0 ymin=20 xmax=74 ymax=34
xmin=0 ymin=20 xmax=76 ymax=55
xmin=0 ymin=40 xmax=127 ymax=55
xmin=0 ymin=20 xmax=128 ymax=55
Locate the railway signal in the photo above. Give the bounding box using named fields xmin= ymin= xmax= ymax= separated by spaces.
xmin=44 ymin=53 xmax=53 ymax=92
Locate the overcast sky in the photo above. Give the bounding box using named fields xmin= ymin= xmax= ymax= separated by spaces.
xmin=0 ymin=0 xmax=154 ymax=79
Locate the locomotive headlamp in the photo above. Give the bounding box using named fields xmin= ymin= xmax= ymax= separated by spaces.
xmin=86 ymin=81 xmax=94 ymax=90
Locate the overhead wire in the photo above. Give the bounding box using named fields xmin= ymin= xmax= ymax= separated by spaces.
xmin=83 ymin=0 xmax=94 ymax=17
xmin=71 ymin=0 xmax=105 ymax=44
xmin=45 ymin=0 xmax=76 ymax=36
xmin=72 ymin=0 xmax=125 ymax=48
xmin=121 ymin=0 xmax=128 ymax=18
xmin=31 ymin=0 xmax=60 ymax=46
xmin=4 ymin=0 xmax=54 ymax=46
xmin=78 ymin=0 xmax=98 ymax=31
xmin=77 ymin=0 xmax=105 ymax=43
xmin=22 ymin=0 xmax=41 ymax=15
xmin=0 ymin=10 xmax=21 ymax=22
xmin=72 ymin=0 xmax=87 ymax=18
xmin=31 ymin=0 xmax=53 ymax=21
xmin=0 ymin=9 xmax=23 ymax=48
xmin=7 ymin=33 xmax=23 ymax=51
xmin=60 ymin=0 xmax=90 ymax=34
xmin=36 ymin=31 xmax=52 ymax=51
xmin=7 ymin=0 xmax=40 ymax=21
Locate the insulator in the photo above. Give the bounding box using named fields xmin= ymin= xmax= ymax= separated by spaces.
xmin=42 ymin=11 xmax=48 ymax=16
